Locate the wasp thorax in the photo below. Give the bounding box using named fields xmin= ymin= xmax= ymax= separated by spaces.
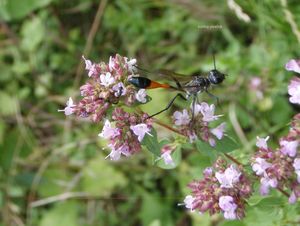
xmin=208 ymin=69 xmax=225 ymax=84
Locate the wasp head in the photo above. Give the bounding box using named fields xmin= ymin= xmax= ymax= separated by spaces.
xmin=208 ymin=69 xmax=225 ymax=85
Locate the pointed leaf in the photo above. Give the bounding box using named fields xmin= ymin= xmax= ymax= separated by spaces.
xmin=141 ymin=128 xmax=161 ymax=156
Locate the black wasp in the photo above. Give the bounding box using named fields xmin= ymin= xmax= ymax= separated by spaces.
xmin=128 ymin=56 xmax=226 ymax=119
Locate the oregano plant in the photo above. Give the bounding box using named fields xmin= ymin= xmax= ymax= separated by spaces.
xmin=59 ymin=55 xmax=300 ymax=220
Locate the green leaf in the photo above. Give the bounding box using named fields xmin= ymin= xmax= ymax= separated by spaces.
xmin=195 ymin=140 xmax=217 ymax=163
xmin=37 ymin=168 xmax=69 ymax=197
xmin=81 ymin=155 xmax=127 ymax=196
xmin=139 ymin=192 xmax=164 ymax=226
xmin=141 ymin=128 xmax=161 ymax=156
xmin=247 ymin=194 xmax=264 ymax=206
xmin=156 ymin=147 xmax=181 ymax=169
xmin=20 ymin=16 xmax=45 ymax=52
xmin=138 ymin=189 xmax=173 ymax=226
xmin=269 ymin=95 xmax=293 ymax=125
xmin=219 ymin=221 xmax=246 ymax=226
xmin=244 ymin=196 xmax=285 ymax=226
xmin=0 ymin=119 xmax=6 ymax=145
xmin=0 ymin=0 xmax=53 ymax=21
xmin=0 ymin=129 xmax=19 ymax=172
xmin=216 ymin=136 xmax=240 ymax=153
xmin=39 ymin=201 xmax=80 ymax=226
xmin=253 ymin=196 xmax=285 ymax=210
xmin=196 ymin=136 xmax=239 ymax=154
xmin=0 ymin=91 xmax=18 ymax=116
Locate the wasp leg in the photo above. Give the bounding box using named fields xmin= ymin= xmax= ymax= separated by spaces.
xmin=172 ymin=77 xmax=183 ymax=90
xmin=116 ymin=86 xmax=124 ymax=98
xmin=111 ymin=86 xmax=124 ymax=104
xmin=205 ymin=89 xmax=220 ymax=106
xmin=190 ymin=94 xmax=197 ymax=126
xmin=148 ymin=93 xmax=187 ymax=118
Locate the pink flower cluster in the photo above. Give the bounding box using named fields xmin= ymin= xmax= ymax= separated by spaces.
xmin=183 ymin=158 xmax=252 ymax=220
xmin=248 ymin=76 xmax=265 ymax=100
xmin=288 ymin=77 xmax=300 ymax=105
xmin=58 ymin=54 xmax=147 ymax=122
xmin=173 ymin=102 xmax=226 ymax=145
xmin=99 ymin=108 xmax=153 ymax=161
xmin=285 ymin=59 xmax=300 ymax=105
xmin=251 ymin=115 xmax=300 ymax=203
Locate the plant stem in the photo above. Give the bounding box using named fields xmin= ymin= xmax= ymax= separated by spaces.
xmin=153 ymin=118 xmax=183 ymax=135
xmin=277 ymin=187 xmax=289 ymax=197
xmin=224 ymin=153 xmax=243 ymax=166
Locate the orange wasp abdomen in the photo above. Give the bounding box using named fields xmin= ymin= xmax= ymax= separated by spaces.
xmin=128 ymin=77 xmax=170 ymax=89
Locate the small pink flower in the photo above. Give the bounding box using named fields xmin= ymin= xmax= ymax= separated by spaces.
xmin=161 ymin=150 xmax=174 ymax=166
xmin=112 ymin=82 xmax=127 ymax=97
xmin=135 ymin=89 xmax=147 ymax=103
xmin=288 ymin=77 xmax=300 ymax=104
xmin=252 ymin=157 xmax=272 ymax=176
xmin=219 ymin=196 xmax=237 ymax=220
xmin=293 ymin=158 xmax=300 ymax=171
xmin=173 ymin=109 xmax=190 ymax=126
xmin=293 ymin=158 xmax=300 ymax=183
xmin=198 ymin=102 xmax=221 ymax=122
xmin=80 ymin=83 xmax=94 ymax=96
xmin=58 ymin=97 xmax=76 ymax=115
xmin=99 ymin=120 xmax=119 ymax=139
xmin=256 ymin=136 xmax=269 ymax=149
xmin=250 ymin=77 xmax=262 ymax=88
xmin=183 ymin=195 xmax=195 ymax=212
xmin=289 ymin=191 xmax=297 ymax=204
xmin=193 ymin=103 xmax=202 ymax=116
xmin=285 ymin=59 xmax=300 ymax=74
xmin=125 ymin=57 xmax=137 ymax=73
xmin=260 ymin=176 xmax=278 ymax=195
xmin=160 ymin=145 xmax=175 ymax=166
xmin=188 ymin=131 xmax=198 ymax=143
xmin=106 ymin=148 xmax=121 ymax=161
xmin=215 ymin=165 xmax=241 ymax=188
xmin=280 ymin=139 xmax=298 ymax=157
xmin=208 ymin=137 xmax=216 ymax=147
xmin=211 ymin=122 xmax=226 ymax=139
xmin=130 ymin=123 xmax=152 ymax=142
xmin=108 ymin=56 xmax=118 ymax=71
xmin=249 ymin=77 xmax=263 ymax=99
xmin=100 ymin=72 xmax=115 ymax=87
xmin=203 ymin=167 xmax=213 ymax=176
xmin=117 ymin=144 xmax=131 ymax=157
xmin=82 ymin=56 xmax=98 ymax=77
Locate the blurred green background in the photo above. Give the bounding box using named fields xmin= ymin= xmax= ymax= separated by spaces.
xmin=1 ymin=0 xmax=300 ymax=225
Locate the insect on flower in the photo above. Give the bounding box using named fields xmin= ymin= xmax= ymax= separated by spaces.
xmin=128 ymin=55 xmax=226 ymax=121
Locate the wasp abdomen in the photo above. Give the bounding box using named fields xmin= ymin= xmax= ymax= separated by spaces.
xmin=128 ymin=77 xmax=151 ymax=88
xmin=128 ymin=77 xmax=170 ymax=89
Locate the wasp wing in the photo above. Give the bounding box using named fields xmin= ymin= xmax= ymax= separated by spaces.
xmin=157 ymin=69 xmax=192 ymax=82
xmin=134 ymin=66 xmax=191 ymax=82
